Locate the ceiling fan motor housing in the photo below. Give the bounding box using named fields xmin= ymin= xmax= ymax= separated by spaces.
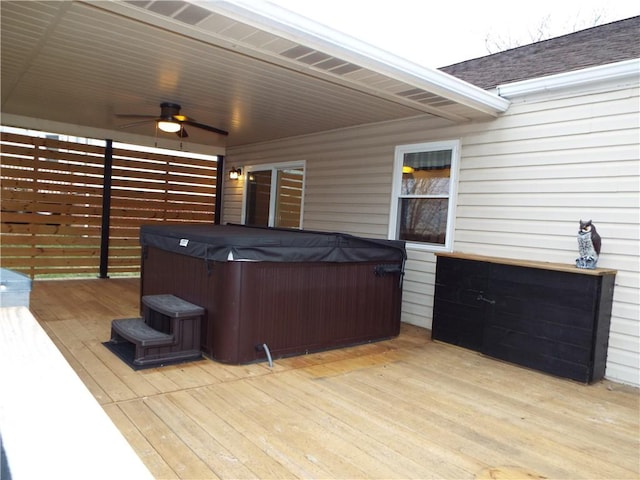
xmin=160 ymin=102 xmax=182 ymax=120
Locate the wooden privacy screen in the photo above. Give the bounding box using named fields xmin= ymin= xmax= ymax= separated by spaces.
xmin=1 ymin=132 xmax=218 ymax=278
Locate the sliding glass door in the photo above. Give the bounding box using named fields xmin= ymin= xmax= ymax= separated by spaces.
xmin=244 ymin=162 xmax=305 ymax=228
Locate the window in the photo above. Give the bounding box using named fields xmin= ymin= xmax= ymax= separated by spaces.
xmin=389 ymin=140 xmax=460 ymax=251
xmin=243 ymin=161 xmax=305 ymax=228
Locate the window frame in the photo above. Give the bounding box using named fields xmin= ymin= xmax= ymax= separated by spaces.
xmin=241 ymin=160 xmax=306 ymax=228
xmin=388 ymin=139 xmax=460 ymax=252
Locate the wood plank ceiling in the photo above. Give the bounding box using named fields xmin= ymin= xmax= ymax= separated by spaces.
xmin=1 ymin=1 xmax=508 ymax=150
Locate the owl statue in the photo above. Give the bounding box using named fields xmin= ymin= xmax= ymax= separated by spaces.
xmin=576 ymin=219 xmax=601 ymax=269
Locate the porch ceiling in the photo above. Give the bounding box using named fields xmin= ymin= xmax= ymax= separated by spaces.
xmin=1 ymin=0 xmax=509 ymax=151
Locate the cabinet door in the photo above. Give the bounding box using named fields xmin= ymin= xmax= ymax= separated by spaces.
xmin=483 ymin=264 xmax=599 ymax=382
xmin=432 ymin=256 xmax=491 ymax=351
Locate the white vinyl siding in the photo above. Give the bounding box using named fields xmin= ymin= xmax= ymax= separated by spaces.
xmin=224 ymin=78 xmax=639 ymax=387
xmin=455 ymin=84 xmax=639 ymax=386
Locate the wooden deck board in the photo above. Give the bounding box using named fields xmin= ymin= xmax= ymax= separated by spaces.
xmin=28 ymin=278 xmax=640 ymax=480
xmin=257 ymin=370 xmax=471 ymax=479
xmin=401 ymin=350 xmax=639 ymax=477
xmin=352 ymin=362 xmax=616 ymax=478
xmin=165 ymin=390 xmax=297 ymax=479
xmin=103 ymin=402 xmax=178 ymax=479
xmin=119 ymin=398 xmax=219 ymax=479
xmin=194 ymin=382 xmax=361 ymax=479
xmin=89 ymin=340 xmax=163 ymax=398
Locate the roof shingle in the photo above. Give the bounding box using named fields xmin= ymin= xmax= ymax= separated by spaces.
xmin=440 ymin=16 xmax=640 ymax=90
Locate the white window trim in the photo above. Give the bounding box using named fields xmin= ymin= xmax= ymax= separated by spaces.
xmin=388 ymin=139 xmax=460 ymax=252
xmin=241 ymin=160 xmax=306 ymax=228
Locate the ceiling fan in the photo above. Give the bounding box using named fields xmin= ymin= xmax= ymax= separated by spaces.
xmin=116 ymin=102 xmax=228 ymax=138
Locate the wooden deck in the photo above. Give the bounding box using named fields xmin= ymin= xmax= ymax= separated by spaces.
xmin=29 ymin=278 xmax=639 ymax=480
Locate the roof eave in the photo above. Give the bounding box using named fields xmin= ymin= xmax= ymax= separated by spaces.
xmin=196 ymin=0 xmax=510 ymax=118
xmin=497 ymin=58 xmax=640 ymax=97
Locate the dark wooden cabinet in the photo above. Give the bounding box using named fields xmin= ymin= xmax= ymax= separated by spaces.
xmin=433 ymin=253 xmax=616 ymax=383
xmin=431 ymin=257 xmax=489 ymax=352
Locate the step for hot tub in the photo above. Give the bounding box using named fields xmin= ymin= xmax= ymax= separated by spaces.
xmin=110 ymin=317 xmax=174 ymax=347
xmin=142 ymin=294 xmax=204 ymax=318
xmin=110 ymin=294 xmax=205 ymax=367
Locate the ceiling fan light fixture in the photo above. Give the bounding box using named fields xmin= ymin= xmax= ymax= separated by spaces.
xmin=157 ymin=119 xmax=181 ymax=133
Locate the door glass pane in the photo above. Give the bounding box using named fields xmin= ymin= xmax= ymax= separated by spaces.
xmin=245 ymin=170 xmax=272 ymax=226
xmin=275 ymin=168 xmax=304 ymax=228
xmin=399 ymin=198 xmax=448 ymax=244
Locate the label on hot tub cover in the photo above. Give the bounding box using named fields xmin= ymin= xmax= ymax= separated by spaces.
xmin=179 ymin=238 xmax=189 ymax=247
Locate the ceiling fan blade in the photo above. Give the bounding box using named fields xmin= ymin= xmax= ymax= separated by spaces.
xmin=115 ymin=104 xmax=228 ymax=138
xmin=183 ymin=120 xmax=229 ymax=136
xmin=115 ymin=113 xmax=157 ymax=119
xmin=117 ymin=119 xmax=157 ymax=129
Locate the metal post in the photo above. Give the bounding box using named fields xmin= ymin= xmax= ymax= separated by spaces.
xmin=99 ymin=139 xmax=113 ymax=278
xmin=214 ymin=155 xmax=224 ymax=225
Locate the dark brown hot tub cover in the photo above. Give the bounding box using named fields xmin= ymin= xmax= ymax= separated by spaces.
xmin=140 ymin=224 xmax=406 ymax=263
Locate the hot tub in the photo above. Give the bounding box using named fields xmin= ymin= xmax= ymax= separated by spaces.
xmin=140 ymin=224 xmax=406 ymax=364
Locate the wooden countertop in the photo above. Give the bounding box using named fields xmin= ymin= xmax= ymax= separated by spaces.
xmin=436 ymin=252 xmax=617 ymax=276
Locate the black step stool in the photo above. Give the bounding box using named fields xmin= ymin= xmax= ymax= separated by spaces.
xmin=110 ymin=294 xmax=204 ymax=367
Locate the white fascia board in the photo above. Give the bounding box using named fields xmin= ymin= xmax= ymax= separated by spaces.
xmin=194 ymin=0 xmax=510 ymax=116
xmin=497 ymin=59 xmax=640 ymax=98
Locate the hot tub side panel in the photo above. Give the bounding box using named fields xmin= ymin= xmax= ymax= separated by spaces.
xmin=141 ymin=246 xmax=403 ymax=364
xmin=229 ymin=261 xmax=403 ymax=363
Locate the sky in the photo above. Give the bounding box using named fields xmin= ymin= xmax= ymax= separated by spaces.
xmin=269 ymin=0 xmax=639 ymax=68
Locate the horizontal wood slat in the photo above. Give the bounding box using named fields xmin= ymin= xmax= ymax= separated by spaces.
xmin=1 ymin=179 xmax=104 ymax=196
xmin=111 ymin=166 xmax=215 ymax=183
xmin=109 ymin=212 xmax=214 ymax=223
xmin=1 ymin=223 xmax=102 ymax=236
xmin=1 ymin=132 xmax=218 ymax=278
xmin=0 ymin=168 xmax=104 ymax=185
xmin=1 ymin=247 xmax=102 ymax=257
xmin=1 ymin=256 xmax=101 ymax=268
xmin=110 ymin=198 xmax=215 ymax=211
xmin=111 ymin=190 xmax=215 ymax=204
xmin=112 ymin=148 xmax=219 ymax=169
xmin=1 ymin=190 xmax=104 ymax=205
xmin=0 ymin=235 xmax=136 ymax=247
xmin=2 ymin=153 xmax=104 ymax=176
xmin=112 ymin=159 xmax=217 ymax=179
xmin=2 ymin=199 xmax=103 ymax=216
xmin=110 ymin=179 xmax=215 ymax=195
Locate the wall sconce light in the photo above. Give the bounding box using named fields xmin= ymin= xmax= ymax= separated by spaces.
xmin=229 ymin=167 xmax=242 ymax=180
